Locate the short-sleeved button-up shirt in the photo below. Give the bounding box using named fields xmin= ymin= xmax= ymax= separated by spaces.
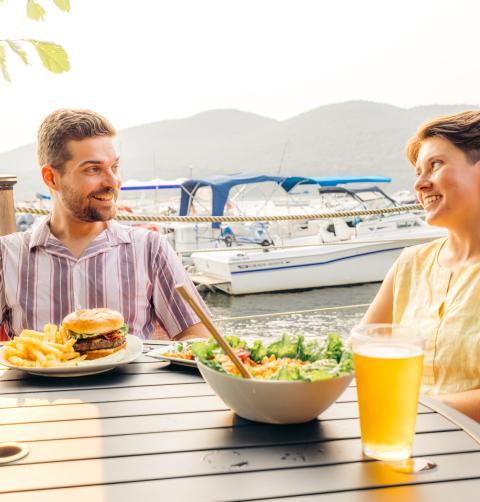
xmin=0 ymin=217 xmax=204 ymax=339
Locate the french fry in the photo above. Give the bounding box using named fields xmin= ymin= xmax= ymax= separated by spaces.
xmin=18 ymin=329 xmax=45 ymax=339
xmin=27 ymin=339 xmax=64 ymax=358
xmin=30 ymin=348 xmax=46 ymax=361
xmin=2 ymin=323 xmax=95 ymax=369
xmin=58 ymin=326 xmax=68 ymax=344
xmin=62 ymin=338 xmax=76 ymax=350
xmin=40 ymin=359 xmax=57 ymax=368
xmin=3 ymin=346 xmax=25 ymax=359
xmin=40 ymin=354 xmax=87 ymax=366
xmin=44 ymin=324 xmax=58 ymax=343
xmin=9 ymin=355 xmax=36 ymax=367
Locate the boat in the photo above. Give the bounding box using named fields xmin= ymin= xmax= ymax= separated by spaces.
xmin=172 ymin=173 xmax=394 ymax=255
xmin=171 ymin=174 xmax=285 ymax=254
xmin=189 ymin=175 xmax=445 ymax=294
xmin=118 ymin=178 xmax=186 ymax=216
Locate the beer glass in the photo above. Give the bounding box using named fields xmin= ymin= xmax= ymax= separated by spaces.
xmin=351 ymin=324 xmax=425 ymax=461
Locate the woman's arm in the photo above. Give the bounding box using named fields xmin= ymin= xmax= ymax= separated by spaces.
xmin=361 ymin=263 xmax=396 ymax=324
xmin=438 ymin=389 xmax=480 ymax=423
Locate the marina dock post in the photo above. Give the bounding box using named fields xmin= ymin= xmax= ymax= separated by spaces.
xmin=0 ymin=175 xmax=17 ymax=236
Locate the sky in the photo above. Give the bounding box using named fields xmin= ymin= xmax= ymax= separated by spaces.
xmin=0 ymin=0 xmax=479 ymax=153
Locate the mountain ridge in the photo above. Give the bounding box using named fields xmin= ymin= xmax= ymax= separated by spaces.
xmin=1 ymin=100 xmax=478 ymax=200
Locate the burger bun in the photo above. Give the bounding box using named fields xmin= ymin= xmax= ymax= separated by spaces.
xmin=63 ymin=308 xmax=124 ymax=335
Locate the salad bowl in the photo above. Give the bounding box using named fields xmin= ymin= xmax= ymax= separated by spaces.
xmin=194 ymin=334 xmax=354 ymax=424
xmin=198 ymin=361 xmax=353 ymax=424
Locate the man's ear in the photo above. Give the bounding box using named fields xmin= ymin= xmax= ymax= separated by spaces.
xmin=41 ymin=165 xmax=60 ymax=191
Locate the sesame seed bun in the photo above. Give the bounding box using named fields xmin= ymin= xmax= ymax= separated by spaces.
xmin=62 ymin=308 xmax=124 ymax=335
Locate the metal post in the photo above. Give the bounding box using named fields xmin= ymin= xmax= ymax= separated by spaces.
xmin=0 ymin=175 xmax=17 ymax=236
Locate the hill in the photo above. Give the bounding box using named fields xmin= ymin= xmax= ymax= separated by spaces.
xmin=0 ymin=101 xmax=477 ymax=201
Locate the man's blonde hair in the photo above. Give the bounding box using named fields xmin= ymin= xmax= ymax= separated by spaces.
xmin=406 ymin=110 xmax=480 ymax=166
xmin=37 ymin=109 xmax=116 ymax=173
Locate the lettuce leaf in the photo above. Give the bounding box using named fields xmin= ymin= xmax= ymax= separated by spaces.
xmin=191 ymin=333 xmax=354 ymax=381
xmin=266 ymin=333 xmax=303 ymax=359
xmin=249 ymin=339 xmax=268 ymax=362
xmin=323 ymin=333 xmax=344 ymax=363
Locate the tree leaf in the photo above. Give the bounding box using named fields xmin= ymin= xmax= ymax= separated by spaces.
xmin=27 ymin=0 xmax=46 ymax=21
xmin=0 ymin=44 xmax=11 ymax=82
xmin=28 ymin=40 xmax=70 ymax=73
xmin=53 ymin=0 xmax=70 ymax=12
xmin=7 ymin=40 xmax=29 ymax=65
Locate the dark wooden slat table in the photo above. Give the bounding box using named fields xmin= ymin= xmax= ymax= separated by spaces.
xmin=1 ymin=345 xmax=480 ymax=501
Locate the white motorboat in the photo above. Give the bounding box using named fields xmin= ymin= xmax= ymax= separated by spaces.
xmin=172 ymin=173 xmax=395 ymax=255
xmin=188 ymin=175 xmax=445 ymax=294
xmin=190 ymin=224 xmax=445 ymax=295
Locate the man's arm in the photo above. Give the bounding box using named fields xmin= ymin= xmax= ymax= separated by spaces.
xmin=151 ymin=235 xmax=212 ymax=340
xmin=0 ymin=250 xmax=8 ymax=341
xmin=438 ymin=389 xmax=480 ymax=423
xmin=173 ymin=321 xmax=210 ymax=341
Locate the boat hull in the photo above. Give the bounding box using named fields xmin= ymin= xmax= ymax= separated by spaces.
xmin=191 ymin=233 xmax=445 ymax=295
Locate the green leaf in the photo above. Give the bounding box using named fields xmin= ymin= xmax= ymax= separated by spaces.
xmin=27 ymin=0 xmax=46 ymax=21
xmin=53 ymin=0 xmax=70 ymax=12
xmin=249 ymin=339 xmax=268 ymax=362
xmin=266 ymin=333 xmax=302 ymax=359
xmin=323 ymin=333 xmax=344 ymax=362
xmin=6 ymin=40 xmax=29 ymax=65
xmin=0 ymin=44 xmax=11 ymax=82
xmin=28 ymin=40 xmax=70 ymax=73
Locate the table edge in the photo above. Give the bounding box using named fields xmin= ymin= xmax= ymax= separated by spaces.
xmin=420 ymin=394 xmax=480 ymax=445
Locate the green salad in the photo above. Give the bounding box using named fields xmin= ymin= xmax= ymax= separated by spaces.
xmin=191 ymin=333 xmax=354 ymax=382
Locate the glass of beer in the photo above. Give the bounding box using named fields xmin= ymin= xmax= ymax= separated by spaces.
xmin=351 ymin=324 xmax=425 ymax=461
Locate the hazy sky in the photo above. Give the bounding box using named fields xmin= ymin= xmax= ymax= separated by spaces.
xmin=0 ymin=0 xmax=479 ymax=153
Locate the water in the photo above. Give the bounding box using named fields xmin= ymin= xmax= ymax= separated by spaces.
xmin=200 ymin=282 xmax=381 ymax=339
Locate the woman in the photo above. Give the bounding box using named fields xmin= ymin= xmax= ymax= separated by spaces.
xmin=363 ymin=110 xmax=480 ymax=422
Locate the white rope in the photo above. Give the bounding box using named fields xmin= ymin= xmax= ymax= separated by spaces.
xmin=15 ymin=204 xmax=423 ymax=223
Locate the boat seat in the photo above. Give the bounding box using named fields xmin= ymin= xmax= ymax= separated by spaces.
xmin=319 ymin=220 xmax=354 ymax=243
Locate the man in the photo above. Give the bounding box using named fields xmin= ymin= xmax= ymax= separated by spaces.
xmin=0 ymin=108 xmax=209 ymax=341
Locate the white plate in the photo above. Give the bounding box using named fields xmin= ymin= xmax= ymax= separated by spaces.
xmin=147 ymin=345 xmax=197 ymax=367
xmin=145 ymin=336 xmax=258 ymax=368
xmin=0 ymin=334 xmax=143 ymax=377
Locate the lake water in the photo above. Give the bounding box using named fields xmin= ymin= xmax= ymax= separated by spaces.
xmin=200 ymin=282 xmax=381 ymax=340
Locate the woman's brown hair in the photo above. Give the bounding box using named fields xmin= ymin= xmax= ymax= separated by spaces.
xmin=406 ymin=110 xmax=480 ymax=166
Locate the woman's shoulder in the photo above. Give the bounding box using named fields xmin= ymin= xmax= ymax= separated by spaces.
xmin=398 ymin=237 xmax=446 ymax=264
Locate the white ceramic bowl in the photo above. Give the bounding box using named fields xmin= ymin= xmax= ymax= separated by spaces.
xmin=198 ymin=361 xmax=354 ymax=424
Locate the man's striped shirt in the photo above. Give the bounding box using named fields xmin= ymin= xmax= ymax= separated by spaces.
xmin=0 ymin=217 xmax=204 ymax=339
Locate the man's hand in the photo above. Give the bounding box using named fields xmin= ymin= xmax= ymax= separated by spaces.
xmin=173 ymin=322 xmax=210 ymax=342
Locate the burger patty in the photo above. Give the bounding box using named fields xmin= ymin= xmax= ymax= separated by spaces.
xmin=74 ymin=333 xmax=125 ymax=352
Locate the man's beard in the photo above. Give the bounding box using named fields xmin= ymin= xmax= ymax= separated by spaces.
xmin=60 ymin=185 xmax=117 ymax=222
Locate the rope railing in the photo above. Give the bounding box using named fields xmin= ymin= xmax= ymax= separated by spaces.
xmin=214 ymin=303 xmax=370 ymax=322
xmin=15 ymin=203 xmax=423 ymax=223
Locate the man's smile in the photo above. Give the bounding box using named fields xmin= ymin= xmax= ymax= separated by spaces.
xmin=91 ymin=193 xmax=115 ymax=202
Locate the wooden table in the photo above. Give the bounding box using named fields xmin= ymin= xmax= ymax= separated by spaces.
xmin=1 ymin=344 xmax=480 ymax=501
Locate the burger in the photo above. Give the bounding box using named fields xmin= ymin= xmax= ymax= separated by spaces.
xmin=62 ymin=308 xmax=128 ymax=360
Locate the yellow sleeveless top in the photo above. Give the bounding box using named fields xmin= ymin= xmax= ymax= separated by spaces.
xmin=393 ymin=238 xmax=480 ymax=396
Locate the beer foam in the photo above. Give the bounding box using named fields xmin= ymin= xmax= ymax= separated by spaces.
xmin=355 ymin=343 xmax=423 ymax=359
